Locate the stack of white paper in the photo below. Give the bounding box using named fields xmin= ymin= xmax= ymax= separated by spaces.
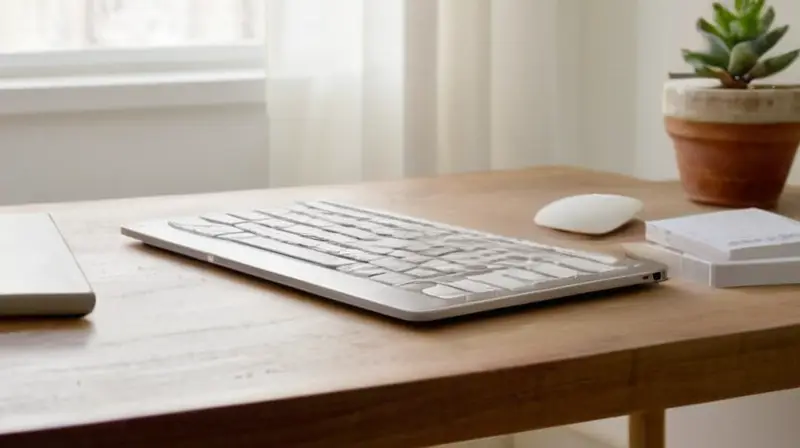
xmin=624 ymin=208 xmax=800 ymax=288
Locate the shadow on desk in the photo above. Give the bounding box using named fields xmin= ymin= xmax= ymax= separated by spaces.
xmin=0 ymin=318 xmax=94 ymax=350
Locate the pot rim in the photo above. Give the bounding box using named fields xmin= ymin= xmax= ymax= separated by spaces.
xmin=663 ymin=79 xmax=800 ymax=124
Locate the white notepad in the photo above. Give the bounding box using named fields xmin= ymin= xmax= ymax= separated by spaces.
xmin=645 ymin=208 xmax=800 ymax=262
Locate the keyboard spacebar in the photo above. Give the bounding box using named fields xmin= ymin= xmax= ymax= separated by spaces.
xmin=227 ymin=236 xmax=353 ymax=267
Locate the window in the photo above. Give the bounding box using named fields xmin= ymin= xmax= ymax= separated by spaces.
xmin=0 ymin=0 xmax=265 ymax=77
xmin=0 ymin=1 xmax=266 ymax=114
xmin=0 ymin=0 xmax=263 ymax=52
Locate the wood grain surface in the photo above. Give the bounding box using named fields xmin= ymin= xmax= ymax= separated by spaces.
xmin=2 ymin=166 xmax=800 ymax=447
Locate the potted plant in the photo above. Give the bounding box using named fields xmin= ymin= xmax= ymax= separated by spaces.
xmin=663 ymin=0 xmax=800 ymax=209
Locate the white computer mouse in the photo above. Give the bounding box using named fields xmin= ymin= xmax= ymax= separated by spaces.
xmin=534 ymin=194 xmax=643 ymax=235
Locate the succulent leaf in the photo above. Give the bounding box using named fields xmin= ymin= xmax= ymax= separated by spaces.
xmin=730 ymin=21 xmax=745 ymax=40
xmin=729 ymin=41 xmax=761 ymax=75
xmin=747 ymin=49 xmax=800 ymax=79
xmin=752 ymin=24 xmax=789 ymax=56
xmin=697 ymin=18 xmax=731 ymax=63
xmin=682 ymin=49 xmax=728 ymax=70
xmin=713 ymin=3 xmax=736 ymax=34
xmin=727 ymin=0 xmax=765 ymax=40
xmin=685 ymin=1 xmax=798 ymax=88
xmin=747 ymin=0 xmax=766 ymax=16
xmin=760 ymin=6 xmax=775 ymax=32
xmin=698 ymin=18 xmax=728 ymax=43
xmin=740 ymin=16 xmax=761 ymax=40
xmin=694 ymin=65 xmax=725 ymax=79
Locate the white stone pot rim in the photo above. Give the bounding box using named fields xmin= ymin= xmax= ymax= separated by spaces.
xmin=663 ymin=78 xmax=800 ymax=124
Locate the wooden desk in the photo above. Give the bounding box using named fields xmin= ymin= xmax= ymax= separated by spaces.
xmin=2 ymin=166 xmax=800 ymax=448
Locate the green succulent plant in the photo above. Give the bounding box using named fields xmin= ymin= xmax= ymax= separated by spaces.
xmin=683 ymin=0 xmax=800 ymax=89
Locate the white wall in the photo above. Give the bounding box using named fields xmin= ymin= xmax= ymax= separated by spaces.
xmin=0 ymin=103 xmax=268 ymax=206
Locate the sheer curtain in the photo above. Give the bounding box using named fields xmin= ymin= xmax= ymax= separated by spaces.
xmin=264 ymin=0 xmax=584 ymax=187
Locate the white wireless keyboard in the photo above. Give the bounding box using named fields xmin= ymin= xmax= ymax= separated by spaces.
xmin=122 ymin=201 xmax=666 ymax=321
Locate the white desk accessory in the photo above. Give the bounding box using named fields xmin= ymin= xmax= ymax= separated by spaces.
xmin=534 ymin=194 xmax=643 ymax=235
xmin=623 ymin=241 xmax=800 ymax=288
xmin=646 ymin=208 xmax=800 ymax=262
xmin=0 ymin=213 xmax=95 ymax=317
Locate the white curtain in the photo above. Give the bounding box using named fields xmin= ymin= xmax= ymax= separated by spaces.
xmin=264 ymin=0 xmax=584 ymax=187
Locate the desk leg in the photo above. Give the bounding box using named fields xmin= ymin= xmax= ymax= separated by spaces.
xmin=629 ymin=409 xmax=665 ymax=448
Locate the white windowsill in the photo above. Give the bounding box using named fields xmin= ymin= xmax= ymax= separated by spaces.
xmin=0 ymin=69 xmax=266 ymax=115
xmin=0 ymin=45 xmax=266 ymax=115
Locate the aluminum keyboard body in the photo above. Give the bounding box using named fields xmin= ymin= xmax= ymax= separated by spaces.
xmin=121 ymin=201 xmax=667 ymax=321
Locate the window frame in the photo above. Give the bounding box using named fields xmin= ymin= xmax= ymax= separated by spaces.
xmin=0 ymin=43 xmax=264 ymax=78
xmin=0 ymin=43 xmax=266 ymax=115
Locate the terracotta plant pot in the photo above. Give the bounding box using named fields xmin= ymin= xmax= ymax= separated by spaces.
xmin=663 ymin=79 xmax=800 ymax=209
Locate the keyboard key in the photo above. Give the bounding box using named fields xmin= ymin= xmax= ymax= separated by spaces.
xmin=353 ymin=244 xmax=394 ymax=255
xmin=280 ymin=212 xmax=318 ymax=223
xmin=406 ymin=268 xmax=439 ymax=278
xmin=433 ymin=263 xmax=466 ymax=273
xmin=338 ymin=264 xmax=387 ymax=277
xmin=420 ymin=259 xmax=465 ymax=273
xmin=403 ymin=242 xmax=434 ymax=252
xmin=371 ymin=257 xmax=416 ymax=272
xmin=351 ymin=221 xmax=386 ymax=231
xmin=352 ymin=267 xmax=388 ymax=277
xmin=372 ymin=272 xmax=415 ymax=286
xmin=303 ymin=217 xmax=337 ymax=228
xmin=201 ymin=213 xmax=246 ymax=225
xmin=169 ymin=220 xmax=241 ymax=237
xmin=423 ymin=230 xmax=451 ymax=238
xmin=219 ymin=232 xmax=257 ymax=241
xmin=323 ymin=215 xmax=361 ymax=226
xmin=323 ymin=232 xmax=357 ymax=245
xmin=557 ymin=248 xmax=620 ymax=265
xmin=285 ymin=225 xmax=330 ymax=238
xmin=281 ymin=226 xmax=354 ymax=244
xmin=235 ymin=223 xmax=317 ymax=247
xmin=228 ymin=211 xmax=269 ymax=221
xmin=446 ymin=279 xmax=498 ymax=293
xmin=422 ymin=247 xmax=460 ymax=257
xmin=499 ymin=269 xmax=550 ymax=282
xmin=372 ymin=217 xmax=416 ymax=228
xmin=372 ymin=238 xmax=410 ymax=249
xmin=532 ymin=263 xmax=581 ymax=278
xmin=332 ymin=249 xmax=382 ymax=262
xmin=390 ymin=250 xmax=433 ymax=264
xmin=327 ymin=226 xmax=376 ymax=240
xmin=468 ymin=272 xmax=527 ymax=290
xmin=390 ymin=231 xmax=424 ymax=239
xmin=315 ymin=242 xmax=345 ymax=253
xmin=557 ymin=257 xmax=618 ymax=273
xmin=372 ymin=226 xmax=400 ymax=236
xmin=422 ymin=285 xmax=469 ymax=300
xmin=306 ymin=201 xmax=376 ymax=220
xmin=237 ymin=237 xmax=353 ymax=267
xmin=400 ymin=281 xmax=439 ymax=292
xmin=255 ymin=218 xmax=294 ymax=228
